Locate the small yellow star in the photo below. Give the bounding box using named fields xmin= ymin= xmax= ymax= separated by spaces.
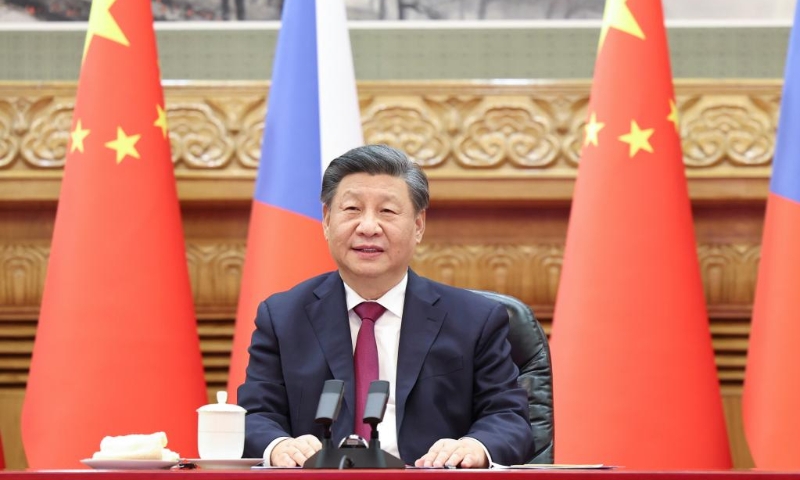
xmin=667 ymin=99 xmax=680 ymax=133
xmin=105 ymin=127 xmax=141 ymax=164
xmin=154 ymin=104 xmax=168 ymax=138
xmin=83 ymin=0 xmax=130 ymax=61
xmin=70 ymin=119 xmax=90 ymax=153
xmin=619 ymin=120 xmax=654 ymax=157
xmin=584 ymin=112 xmax=605 ymax=147
xmin=599 ymin=0 xmax=646 ymax=52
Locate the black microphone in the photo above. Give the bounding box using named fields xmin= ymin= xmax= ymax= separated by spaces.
xmin=305 ymin=379 xmax=404 ymax=469
xmin=362 ymin=380 xmax=390 ymax=440
xmin=305 ymin=379 xmax=346 ymax=469
xmin=314 ymin=379 xmax=345 ymax=440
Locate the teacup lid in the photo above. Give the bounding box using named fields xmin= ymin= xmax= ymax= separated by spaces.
xmin=197 ymin=391 xmax=246 ymax=413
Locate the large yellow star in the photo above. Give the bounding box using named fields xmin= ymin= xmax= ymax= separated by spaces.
xmin=105 ymin=127 xmax=141 ymax=164
xmin=70 ymin=119 xmax=90 ymax=153
xmin=154 ymin=104 xmax=168 ymax=139
xmin=584 ymin=112 xmax=605 ymax=147
xmin=82 ymin=0 xmax=130 ymax=61
xmin=619 ymin=120 xmax=654 ymax=157
xmin=599 ymin=0 xmax=646 ymax=52
xmin=667 ymin=99 xmax=680 ymax=133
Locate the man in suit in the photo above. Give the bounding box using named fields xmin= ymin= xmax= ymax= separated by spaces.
xmin=238 ymin=144 xmax=534 ymax=468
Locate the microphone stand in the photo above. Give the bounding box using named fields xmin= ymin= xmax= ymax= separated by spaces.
xmin=304 ymin=380 xmax=404 ymax=469
xmin=339 ymin=381 xmax=404 ymax=469
xmin=365 ymin=420 xmax=388 ymax=468
xmin=308 ymin=420 xmax=338 ymax=469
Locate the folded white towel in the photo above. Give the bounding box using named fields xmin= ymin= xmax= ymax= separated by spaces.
xmin=92 ymin=432 xmax=179 ymax=461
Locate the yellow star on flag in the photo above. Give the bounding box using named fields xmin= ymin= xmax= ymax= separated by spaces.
xmin=667 ymin=99 xmax=680 ymax=133
xmin=70 ymin=120 xmax=90 ymax=153
xmin=619 ymin=120 xmax=654 ymax=157
xmin=105 ymin=127 xmax=141 ymax=164
xmin=584 ymin=112 xmax=605 ymax=147
xmin=83 ymin=0 xmax=130 ymax=61
xmin=154 ymin=104 xmax=168 ymax=139
xmin=599 ymin=0 xmax=646 ymax=52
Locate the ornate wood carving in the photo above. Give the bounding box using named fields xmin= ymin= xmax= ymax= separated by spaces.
xmin=680 ymin=95 xmax=777 ymax=168
xmin=0 ymin=239 xmax=762 ymax=390
xmin=413 ymin=244 xmax=564 ymax=306
xmin=697 ymin=244 xmax=760 ymax=306
xmin=361 ymin=101 xmax=451 ymax=167
xmin=0 ymin=244 xmax=49 ymax=307
xmin=0 ymin=81 xmax=784 ymax=197
xmin=185 ymin=242 xmax=246 ymax=308
xmin=0 ymin=241 xmax=765 ymax=314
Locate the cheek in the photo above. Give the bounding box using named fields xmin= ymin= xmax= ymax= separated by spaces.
xmin=332 ymin=231 xmax=349 ymax=246
xmin=388 ymin=228 xmax=419 ymax=254
xmin=330 ymin=223 xmax=356 ymax=245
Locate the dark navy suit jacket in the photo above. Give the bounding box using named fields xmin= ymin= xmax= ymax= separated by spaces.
xmin=237 ymin=269 xmax=534 ymax=466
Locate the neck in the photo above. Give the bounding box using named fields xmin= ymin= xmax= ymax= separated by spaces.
xmin=341 ymin=271 xmax=405 ymax=300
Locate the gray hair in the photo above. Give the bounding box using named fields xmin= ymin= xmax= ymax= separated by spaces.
xmin=320 ymin=144 xmax=430 ymax=214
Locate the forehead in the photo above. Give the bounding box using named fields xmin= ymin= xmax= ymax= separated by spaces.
xmin=334 ymin=173 xmax=412 ymax=203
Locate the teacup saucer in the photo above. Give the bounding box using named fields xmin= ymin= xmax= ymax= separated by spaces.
xmin=82 ymin=459 xmax=178 ymax=470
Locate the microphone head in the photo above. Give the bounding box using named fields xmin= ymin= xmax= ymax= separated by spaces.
xmin=362 ymin=380 xmax=390 ymax=425
xmin=314 ymin=379 xmax=345 ymax=425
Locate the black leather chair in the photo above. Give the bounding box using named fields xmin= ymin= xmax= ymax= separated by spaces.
xmin=471 ymin=290 xmax=554 ymax=464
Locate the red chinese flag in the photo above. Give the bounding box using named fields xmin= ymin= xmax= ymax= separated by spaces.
xmin=21 ymin=0 xmax=207 ymax=468
xmin=550 ymin=0 xmax=731 ymax=469
xmin=0 ymin=434 xmax=5 ymax=470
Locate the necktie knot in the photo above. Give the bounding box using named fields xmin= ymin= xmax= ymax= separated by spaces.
xmin=354 ymin=302 xmax=386 ymax=324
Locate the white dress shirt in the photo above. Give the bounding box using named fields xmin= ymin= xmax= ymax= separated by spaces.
xmin=342 ymin=273 xmax=406 ymax=458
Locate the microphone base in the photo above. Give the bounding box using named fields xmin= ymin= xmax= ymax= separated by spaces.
xmin=304 ymin=447 xmax=405 ymax=469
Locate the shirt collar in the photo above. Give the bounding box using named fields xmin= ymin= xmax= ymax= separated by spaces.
xmin=342 ymin=272 xmax=408 ymax=319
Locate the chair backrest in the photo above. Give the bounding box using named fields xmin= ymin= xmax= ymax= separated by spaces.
xmin=470 ymin=290 xmax=554 ymax=464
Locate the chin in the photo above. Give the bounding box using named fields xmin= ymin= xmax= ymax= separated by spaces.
xmin=342 ymin=262 xmax=394 ymax=279
xmin=349 ymin=267 xmax=387 ymax=279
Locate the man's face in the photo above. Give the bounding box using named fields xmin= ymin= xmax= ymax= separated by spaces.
xmin=323 ymin=173 xmax=425 ymax=292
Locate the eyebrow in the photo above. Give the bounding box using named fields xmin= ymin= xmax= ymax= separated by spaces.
xmin=339 ymin=189 xmax=402 ymax=203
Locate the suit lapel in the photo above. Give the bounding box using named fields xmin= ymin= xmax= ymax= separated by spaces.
xmin=305 ymin=272 xmax=355 ymax=439
xmin=395 ymin=270 xmax=446 ymax=437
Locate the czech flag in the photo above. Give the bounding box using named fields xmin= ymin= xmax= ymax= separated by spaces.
xmin=227 ymin=0 xmax=363 ymax=401
xmin=743 ymin=1 xmax=800 ymax=469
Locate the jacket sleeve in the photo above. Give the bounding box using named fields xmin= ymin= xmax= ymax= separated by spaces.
xmin=465 ymin=303 xmax=535 ymax=466
xmin=237 ymin=300 xmax=293 ymax=458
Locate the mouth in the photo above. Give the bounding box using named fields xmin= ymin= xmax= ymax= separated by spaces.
xmin=352 ymin=246 xmax=385 ymax=255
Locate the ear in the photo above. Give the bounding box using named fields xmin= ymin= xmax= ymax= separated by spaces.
xmin=414 ymin=209 xmax=426 ymax=244
xmin=322 ymin=204 xmax=330 ymax=240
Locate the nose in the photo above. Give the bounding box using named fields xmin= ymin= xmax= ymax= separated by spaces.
xmin=355 ymin=211 xmax=382 ymax=237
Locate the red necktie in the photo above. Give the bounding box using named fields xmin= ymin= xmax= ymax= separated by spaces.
xmin=353 ymin=301 xmax=386 ymax=439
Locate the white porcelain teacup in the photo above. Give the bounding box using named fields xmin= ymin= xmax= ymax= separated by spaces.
xmin=197 ymin=391 xmax=246 ymax=459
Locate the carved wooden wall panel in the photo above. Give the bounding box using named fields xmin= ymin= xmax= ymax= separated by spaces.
xmin=0 ymin=237 xmax=765 ymax=388
xmin=0 ymin=81 xmax=781 ymax=469
xmin=0 ymin=81 xmax=782 ymax=202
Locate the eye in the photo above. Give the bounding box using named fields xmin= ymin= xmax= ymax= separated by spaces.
xmin=381 ymin=208 xmax=397 ymax=214
xmin=343 ymin=205 xmax=359 ymax=212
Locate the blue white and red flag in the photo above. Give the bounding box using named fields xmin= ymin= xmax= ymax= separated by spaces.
xmin=227 ymin=0 xmax=363 ymax=400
